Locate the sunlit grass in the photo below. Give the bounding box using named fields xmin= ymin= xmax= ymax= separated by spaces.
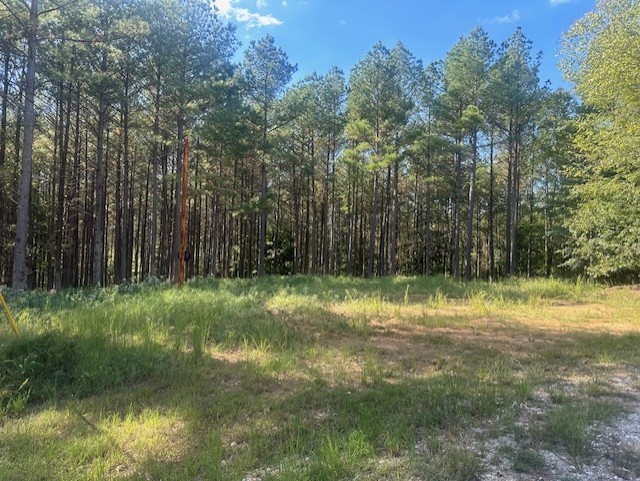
xmin=0 ymin=276 xmax=638 ymax=480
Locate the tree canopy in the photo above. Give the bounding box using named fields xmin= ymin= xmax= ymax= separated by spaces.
xmin=561 ymin=0 xmax=640 ymax=280
xmin=0 ymin=0 xmax=636 ymax=287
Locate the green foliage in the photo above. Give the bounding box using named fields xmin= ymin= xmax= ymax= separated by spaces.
xmin=561 ymin=0 xmax=640 ymax=279
xmin=347 ymin=41 xmax=420 ymax=158
xmin=0 ymin=328 xmax=168 ymax=417
xmin=0 ymin=333 xmax=76 ymax=414
xmin=0 ymin=0 xmax=584 ymax=286
xmin=242 ymin=34 xmax=296 ymax=114
xmin=497 ymin=444 xmax=546 ymax=473
xmin=441 ymin=26 xmax=494 ymax=123
xmin=565 ymin=180 xmax=640 ymax=279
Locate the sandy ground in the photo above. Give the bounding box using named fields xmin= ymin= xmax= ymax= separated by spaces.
xmin=478 ymin=382 xmax=640 ymax=481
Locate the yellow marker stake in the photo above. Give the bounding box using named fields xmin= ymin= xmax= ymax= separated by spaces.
xmin=0 ymin=292 xmax=20 ymax=337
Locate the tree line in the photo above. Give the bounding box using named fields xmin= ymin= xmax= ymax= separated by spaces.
xmin=0 ymin=0 xmax=636 ymax=289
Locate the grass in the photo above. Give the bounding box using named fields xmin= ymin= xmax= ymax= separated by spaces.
xmin=535 ymin=400 xmax=620 ymax=470
xmin=504 ymin=446 xmax=547 ymax=473
xmin=0 ymin=275 xmax=638 ymax=480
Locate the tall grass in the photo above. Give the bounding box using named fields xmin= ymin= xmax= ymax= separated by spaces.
xmin=0 ymin=276 xmax=635 ymax=481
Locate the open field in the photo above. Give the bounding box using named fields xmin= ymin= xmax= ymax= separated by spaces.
xmin=1 ymin=276 xmax=639 ymax=480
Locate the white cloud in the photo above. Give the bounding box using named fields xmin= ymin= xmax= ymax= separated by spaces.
xmin=215 ymin=0 xmax=233 ymax=16
xmin=494 ymin=10 xmax=520 ymax=24
xmin=237 ymin=8 xmax=283 ymax=27
xmin=215 ymin=0 xmax=283 ymax=28
xmin=256 ymin=0 xmax=267 ymax=8
xmin=282 ymin=0 xmax=288 ymax=6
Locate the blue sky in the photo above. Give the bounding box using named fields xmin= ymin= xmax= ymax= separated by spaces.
xmin=215 ymin=0 xmax=595 ymax=88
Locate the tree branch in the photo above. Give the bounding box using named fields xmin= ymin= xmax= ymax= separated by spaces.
xmin=0 ymin=0 xmax=27 ymax=29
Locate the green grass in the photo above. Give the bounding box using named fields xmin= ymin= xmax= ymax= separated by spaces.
xmin=535 ymin=400 xmax=621 ymax=470
xmin=416 ymin=438 xmax=483 ymax=481
xmin=498 ymin=444 xmax=547 ymax=473
xmin=0 ymin=276 xmax=638 ymax=480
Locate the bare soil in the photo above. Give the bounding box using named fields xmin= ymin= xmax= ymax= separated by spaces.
xmin=477 ymin=382 xmax=640 ymax=481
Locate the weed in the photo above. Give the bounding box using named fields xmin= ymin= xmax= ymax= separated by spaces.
xmin=361 ymin=351 xmax=385 ymax=385
xmin=494 ymin=444 xmax=546 ymax=473
xmin=584 ymin=377 xmax=615 ymax=397
xmin=511 ymin=448 xmax=546 ymax=473
xmin=513 ymin=379 xmax=532 ymax=403
xmin=0 ymin=333 xmax=77 ymax=413
xmin=417 ymin=438 xmax=482 ymax=481
xmin=468 ymin=289 xmax=492 ymax=315
xmin=535 ymin=400 xmax=621 ymax=469
xmin=548 ymin=386 xmax=572 ymax=404
xmin=428 ymin=288 xmax=449 ymax=309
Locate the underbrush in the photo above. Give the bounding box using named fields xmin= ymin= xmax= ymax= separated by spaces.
xmin=0 ymin=331 xmax=168 ymax=417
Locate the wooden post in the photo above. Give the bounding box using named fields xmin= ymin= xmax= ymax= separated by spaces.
xmin=178 ymin=136 xmax=189 ymax=287
xmin=0 ymin=292 xmax=20 ymax=337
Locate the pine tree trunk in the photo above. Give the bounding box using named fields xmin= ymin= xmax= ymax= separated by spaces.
xmin=114 ymin=118 xmax=123 ymax=283
xmin=292 ymin=160 xmax=299 ymax=275
xmin=257 ymin=109 xmax=268 ymax=276
xmin=464 ymin=131 xmax=478 ymax=282
xmin=63 ymin=85 xmax=81 ymax=287
xmin=0 ymin=50 xmax=9 ymax=168
xmin=81 ymin=131 xmax=92 ymax=285
xmin=310 ymin=142 xmax=318 ymax=275
xmin=148 ymin=73 xmax=161 ymax=278
xmin=509 ymin=133 xmax=520 ymax=276
xmin=12 ymin=0 xmax=38 ymax=289
xmin=544 ymin=164 xmax=552 ymax=277
xmin=451 ymin=143 xmax=462 ymax=279
xmin=92 ymin=80 xmax=108 ymax=287
xmin=488 ymin=131 xmax=495 ymax=281
xmin=379 ymin=165 xmax=390 ymax=276
xmin=321 ymin=147 xmax=330 ymax=275
xmin=159 ymin=147 xmax=169 ymax=278
xmin=330 ymin=151 xmax=339 ymax=274
xmin=54 ymin=73 xmax=72 ymax=289
xmin=121 ymin=72 xmax=131 ymax=282
xmin=367 ymin=170 xmax=378 ymax=278
xmin=390 ymin=158 xmax=400 ymax=275
xmin=46 ymin=82 xmax=61 ymax=289
xmin=0 ymin=51 xmax=9 ymax=284
xmin=303 ymin=172 xmax=310 ymax=274
xmin=528 ymin=145 xmax=535 ymax=278
xmin=424 ymin=144 xmax=432 ymax=276
xmin=139 ymin=155 xmax=150 ymax=281
xmin=346 ymin=170 xmax=354 ymax=275
xmin=171 ymin=117 xmax=184 ymax=282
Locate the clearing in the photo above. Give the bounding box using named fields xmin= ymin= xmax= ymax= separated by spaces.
xmin=0 ymin=276 xmax=639 ymax=480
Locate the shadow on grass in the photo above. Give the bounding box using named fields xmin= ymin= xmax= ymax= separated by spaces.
xmin=0 ymin=322 xmax=516 ymax=480
xmin=117 ymin=330 xmax=638 ymax=481
xmin=0 ymin=277 xmax=635 ymax=481
xmin=2 ymin=324 xmax=637 ymax=481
